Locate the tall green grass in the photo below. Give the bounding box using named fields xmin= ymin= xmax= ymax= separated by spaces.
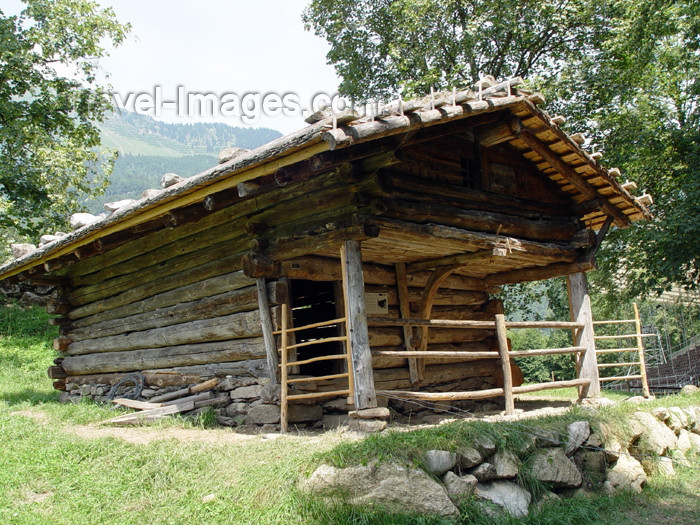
xmin=0 ymin=304 xmax=698 ymax=524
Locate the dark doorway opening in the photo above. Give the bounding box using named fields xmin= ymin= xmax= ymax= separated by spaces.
xmin=289 ymin=279 xmax=344 ymax=376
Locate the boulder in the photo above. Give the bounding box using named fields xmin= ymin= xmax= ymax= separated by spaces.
xmin=687 ymin=431 xmax=700 ymax=451
xmin=680 ymin=384 xmax=699 ymax=395
xmin=687 ymin=407 xmax=700 ymax=434
xmin=218 ymin=147 xmax=249 ymax=164
xmin=676 ymin=429 xmax=692 ymax=454
xmin=457 ymin=446 xmax=483 ymax=469
xmin=474 ymin=481 xmax=531 ymax=518
xmin=624 ymin=395 xmax=655 ymax=404
xmin=632 ymin=411 xmax=678 ymax=455
xmin=104 ymin=199 xmax=136 ymax=213
xmin=288 ymin=404 xmax=323 ymax=423
xmin=491 ymin=450 xmax=520 ymax=479
xmin=246 ymin=404 xmax=280 ymax=425
xmin=348 ymin=407 xmax=391 ymax=420
xmin=532 ymin=428 xmax=561 ymax=448
xmin=230 ymin=385 xmax=264 ymax=400
xmin=530 ymin=448 xmax=582 ymax=488
xmin=347 ymin=419 xmax=387 ymax=433
xmin=424 ymin=450 xmax=457 ymax=476
xmin=470 ymin=462 xmax=497 ymax=482
xmin=70 ymin=213 xmax=99 ymax=229
xmin=667 ymin=407 xmax=689 ymax=433
xmin=39 ymin=234 xmax=63 ymax=246
xmin=442 ymin=471 xmax=477 ymax=503
xmin=652 ymin=407 xmax=670 ymax=421
xmin=473 ymin=436 xmax=497 ymax=456
xmin=142 ymin=188 xmax=163 ymax=199
xmin=261 ymin=383 xmax=281 ymax=404
xmin=160 ymin=172 xmax=184 ymax=188
xmin=573 ymin=450 xmax=607 ymax=479
xmin=301 ymin=463 xmax=459 ymax=518
xmin=656 ymin=457 xmax=676 ymax=477
xmin=605 ymin=455 xmax=646 ymax=493
xmin=565 ymin=421 xmax=590 ymax=456
xmin=11 ymin=243 xmax=36 ymax=259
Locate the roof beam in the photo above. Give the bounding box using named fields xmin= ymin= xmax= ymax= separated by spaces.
xmin=518 ymin=130 xmax=630 ymax=227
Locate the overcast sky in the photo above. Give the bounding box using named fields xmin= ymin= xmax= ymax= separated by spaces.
xmin=6 ymin=0 xmax=341 ymax=133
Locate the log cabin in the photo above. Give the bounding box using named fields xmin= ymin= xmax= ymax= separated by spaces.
xmin=0 ymin=78 xmax=652 ymax=430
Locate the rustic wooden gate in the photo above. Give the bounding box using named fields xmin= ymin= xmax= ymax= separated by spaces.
xmin=276 ymin=303 xmax=354 ymax=432
xmin=593 ymin=303 xmax=651 ymax=397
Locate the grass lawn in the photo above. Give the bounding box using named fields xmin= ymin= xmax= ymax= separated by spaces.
xmin=1 ymin=304 xmax=698 ymax=524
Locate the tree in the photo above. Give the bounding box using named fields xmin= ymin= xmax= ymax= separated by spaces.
xmin=546 ymin=0 xmax=699 ymax=297
xmin=0 ymin=0 xmax=130 ymax=246
xmin=303 ymin=0 xmax=610 ymax=100
xmin=304 ymin=0 xmax=699 ymax=295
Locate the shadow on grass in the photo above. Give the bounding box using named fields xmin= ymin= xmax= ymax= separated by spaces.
xmin=0 ymin=388 xmax=59 ymax=406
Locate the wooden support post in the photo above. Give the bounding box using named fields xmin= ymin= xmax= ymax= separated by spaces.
xmin=341 ymin=240 xmax=377 ymax=409
xmin=567 ymin=272 xmax=600 ymax=399
xmin=256 ymin=277 xmax=279 ymax=383
xmin=633 ymin=303 xmax=651 ymax=398
xmin=280 ymin=304 xmax=289 ymax=433
xmin=495 ymin=314 xmax=515 ymax=415
xmin=395 ymin=263 xmax=419 ymax=384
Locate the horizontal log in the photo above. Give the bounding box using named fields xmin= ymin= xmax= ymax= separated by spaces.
xmin=371 ymin=341 xmax=496 ymax=368
xmin=261 ymin=223 xmax=380 ymax=262
xmin=66 ymin=308 xmax=273 ymax=356
xmin=485 ymin=260 xmax=595 ymax=285
xmin=369 ymin=326 xmax=493 ymax=347
xmin=61 ymin=338 xmax=266 ymax=375
xmin=370 ymin=218 xmax=580 ymax=259
xmin=277 ymin=256 xmax=496 ymax=292
xmin=376 ymin=377 xmax=590 ymax=401
xmin=69 ymin=281 xmax=285 ymax=341
xmin=69 ymin=251 xmax=246 ymax=320
xmin=53 ymin=336 xmax=72 ymax=352
xmin=46 ymin=302 xmax=71 ymax=315
xmin=381 ymin=198 xmax=578 ymax=242
xmin=70 ymin=270 xmax=253 ymax=327
xmin=370 ymin=306 xmax=499 ymax=322
xmin=385 ymin=171 xmax=572 ymax=218
xmin=64 ymin=359 xmax=268 ymax=387
xmin=365 ymin=285 xmax=489 ymax=308
xmin=367 ymin=317 xmax=496 ymax=329
xmin=47 ymin=365 xmax=67 ymax=379
xmin=69 ymin=231 xmax=251 ymax=306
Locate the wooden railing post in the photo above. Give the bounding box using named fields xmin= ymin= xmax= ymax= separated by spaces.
xmin=567 ymin=272 xmax=600 ymax=399
xmin=633 ymin=303 xmax=651 ymax=398
xmin=341 ymin=240 xmax=377 ymax=410
xmin=495 ymin=314 xmax=515 ymax=415
xmin=280 ymin=304 xmax=289 ymax=433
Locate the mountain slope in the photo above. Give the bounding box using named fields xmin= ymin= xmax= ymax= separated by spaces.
xmin=86 ymin=111 xmax=283 ymax=212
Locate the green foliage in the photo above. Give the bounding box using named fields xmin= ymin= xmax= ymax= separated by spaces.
xmin=545 ymin=0 xmax=700 ymax=296
xmin=0 ymin=0 xmax=130 ymax=242
xmin=303 ymin=0 xmax=608 ymax=100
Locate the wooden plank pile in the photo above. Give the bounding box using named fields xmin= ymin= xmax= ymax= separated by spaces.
xmin=104 ymin=378 xmax=227 ymax=425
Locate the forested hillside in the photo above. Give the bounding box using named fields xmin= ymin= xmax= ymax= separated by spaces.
xmin=86 ymin=111 xmax=282 ymax=213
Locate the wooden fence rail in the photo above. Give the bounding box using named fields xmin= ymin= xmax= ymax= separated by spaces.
xmin=367 ymin=314 xmax=588 ymax=415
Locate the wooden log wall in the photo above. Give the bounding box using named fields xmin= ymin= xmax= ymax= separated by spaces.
xmin=52 ymin=167 xmax=387 ymax=387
